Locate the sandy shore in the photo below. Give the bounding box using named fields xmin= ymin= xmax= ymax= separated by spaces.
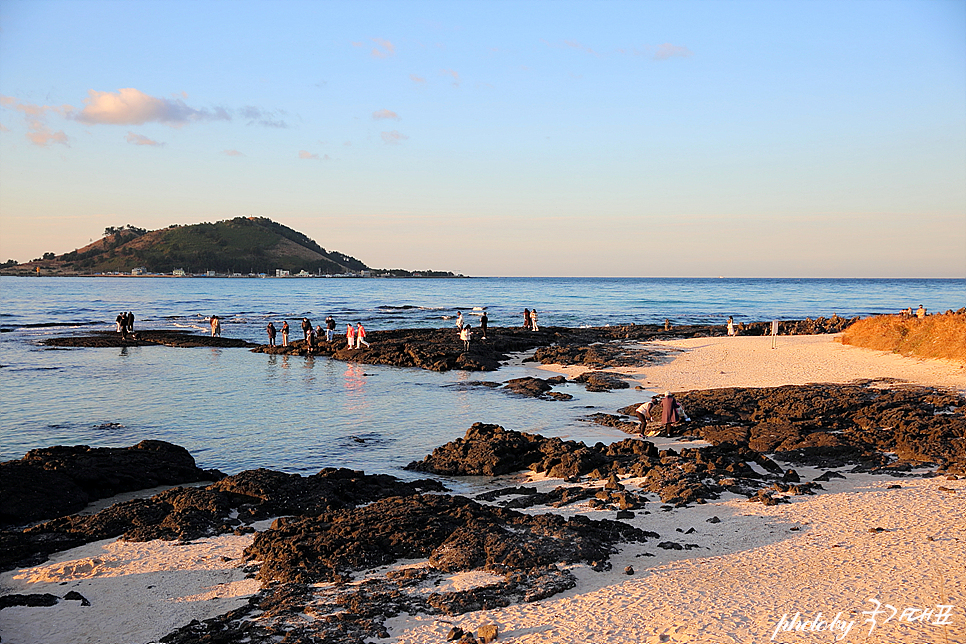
xmin=2 ymin=334 xmax=963 ymax=644
xmin=539 ymin=333 xmax=966 ymax=395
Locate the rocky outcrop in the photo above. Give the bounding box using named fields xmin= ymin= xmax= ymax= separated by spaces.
xmin=0 ymin=467 xmax=445 ymax=572
xmin=572 ymin=370 xmax=631 ymax=392
xmin=0 ymin=440 xmax=223 ymax=527
xmin=42 ymin=330 xmax=255 ymax=348
xmin=678 ymin=382 xmax=966 ymax=471
xmin=246 ymin=493 xmax=654 ymax=584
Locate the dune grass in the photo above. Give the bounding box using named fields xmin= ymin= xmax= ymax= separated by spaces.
xmin=841 ymin=312 xmax=966 ymax=364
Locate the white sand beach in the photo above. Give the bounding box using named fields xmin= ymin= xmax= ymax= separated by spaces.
xmin=2 ymin=335 xmax=963 ymax=644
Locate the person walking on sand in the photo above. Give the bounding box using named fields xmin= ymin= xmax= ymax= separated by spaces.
xmin=456 ymin=311 xmax=464 ymax=331
xmin=346 ymin=323 xmax=356 ymax=349
xmin=530 ymin=309 xmax=539 ymax=331
xmin=727 ymin=316 xmax=735 ymax=337
xmin=480 ymin=311 xmax=488 ymax=340
xmin=460 ymin=325 xmax=472 ymax=352
xmin=356 ymin=323 xmax=370 ymax=349
xmin=281 ymin=321 xmax=290 ymax=346
xmin=523 ymin=308 xmax=531 ymax=329
xmin=325 ymin=315 xmax=336 ymax=342
xmin=210 ymin=315 xmax=221 ymax=337
xmin=267 ymin=322 xmax=277 ymax=346
xmin=301 ymin=318 xmax=312 ymax=341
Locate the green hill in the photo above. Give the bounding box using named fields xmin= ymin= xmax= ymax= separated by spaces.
xmin=11 ymin=217 xmax=375 ymax=275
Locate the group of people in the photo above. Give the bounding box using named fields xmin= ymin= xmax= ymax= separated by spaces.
xmin=900 ymin=305 xmax=927 ymax=319
xmin=455 ymin=310 xmax=490 ymax=352
xmin=523 ymin=308 xmax=539 ymax=331
xmin=115 ymin=311 xmax=136 ymax=338
xmin=635 ymin=392 xmax=690 ymax=437
xmin=264 ymin=315 xmax=369 ymax=350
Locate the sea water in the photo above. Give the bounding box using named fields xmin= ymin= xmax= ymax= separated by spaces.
xmin=1 ymin=277 xmax=962 ymax=483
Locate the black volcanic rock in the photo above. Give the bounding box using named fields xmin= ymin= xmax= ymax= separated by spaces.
xmin=244 ymin=493 xmax=655 ymax=584
xmin=0 ymin=440 xmax=222 ymax=527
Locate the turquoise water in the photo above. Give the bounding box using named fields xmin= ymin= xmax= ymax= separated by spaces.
xmin=1 ymin=277 xmax=962 ymax=480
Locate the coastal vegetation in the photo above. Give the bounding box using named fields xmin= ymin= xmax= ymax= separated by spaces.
xmin=1 ymin=217 xmax=457 ymax=277
xmin=841 ymin=312 xmax=966 ymax=364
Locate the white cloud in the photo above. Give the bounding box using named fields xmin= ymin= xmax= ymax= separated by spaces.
xmin=371 ymin=38 xmax=395 ymax=58
xmin=26 ymin=122 xmax=69 ymax=147
xmin=440 ymin=69 xmax=460 ymax=86
xmin=299 ymin=150 xmax=320 ymax=160
xmin=381 ymin=130 xmax=409 ymax=145
xmin=372 ymin=109 xmax=400 ymax=120
xmin=125 ymin=132 xmax=164 ymax=146
xmin=410 ymin=74 xmax=426 ymax=84
xmin=652 ymin=43 xmax=693 ymax=60
xmin=75 ymin=88 xmax=226 ymax=126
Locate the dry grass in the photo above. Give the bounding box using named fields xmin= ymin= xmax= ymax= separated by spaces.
xmin=841 ymin=313 xmax=966 ymax=364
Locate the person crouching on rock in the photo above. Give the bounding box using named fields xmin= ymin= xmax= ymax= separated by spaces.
xmin=356 ymin=323 xmax=370 ymax=349
xmin=460 ymin=325 xmax=472 ymax=352
xmin=635 ymin=400 xmax=655 ymax=434
xmin=346 ymin=323 xmax=355 ymax=349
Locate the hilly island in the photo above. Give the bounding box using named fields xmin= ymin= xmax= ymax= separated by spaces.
xmin=0 ymin=217 xmax=458 ymax=278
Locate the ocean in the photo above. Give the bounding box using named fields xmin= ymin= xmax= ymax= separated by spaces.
xmin=1 ymin=276 xmax=962 ymax=488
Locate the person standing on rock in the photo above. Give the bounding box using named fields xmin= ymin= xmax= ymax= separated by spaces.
xmin=356 ymin=323 xmax=370 ymax=349
xmin=116 ymin=312 xmax=126 ymax=334
xmin=480 ymin=311 xmax=488 ymax=340
xmin=210 ymin=315 xmax=221 ymax=337
xmin=267 ymin=322 xmax=277 ymax=346
xmin=460 ymin=325 xmax=472 ymax=352
xmin=325 ymin=315 xmax=336 ymax=342
xmin=661 ymin=391 xmax=681 ymax=436
xmin=346 ymin=323 xmax=355 ymax=349
xmin=523 ymin=308 xmax=531 ymax=329
xmin=455 ymin=311 xmax=464 ymax=331
xmin=530 ymin=309 xmax=539 ymax=331
xmin=727 ymin=316 xmax=735 ymax=337
xmin=281 ymin=321 xmax=290 ymax=346
xmin=301 ymin=318 xmax=312 ymax=341
xmin=127 ymin=312 xmax=135 ymax=334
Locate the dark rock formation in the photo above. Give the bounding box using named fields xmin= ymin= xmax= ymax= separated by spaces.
xmin=1 ymin=467 xmax=445 ymax=573
xmin=0 ymin=440 xmax=223 ymax=527
xmin=43 ymin=330 xmax=255 ymax=348
xmin=246 ymin=493 xmax=656 ymax=584
xmin=678 ymin=382 xmax=966 ymax=471
xmin=572 ymin=371 xmax=631 ymax=392
xmin=503 ymin=375 xmax=569 ymax=399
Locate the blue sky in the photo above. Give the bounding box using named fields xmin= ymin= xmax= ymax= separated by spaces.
xmin=1 ymin=0 xmax=963 ymax=277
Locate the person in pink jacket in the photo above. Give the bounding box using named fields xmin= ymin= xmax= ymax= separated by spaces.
xmin=356 ymin=323 xmax=370 ymax=349
xmin=346 ymin=323 xmax=355 ymax=349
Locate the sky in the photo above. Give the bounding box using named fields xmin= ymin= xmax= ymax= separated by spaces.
xmin=1 ymin=0 xmax=964 ymax=277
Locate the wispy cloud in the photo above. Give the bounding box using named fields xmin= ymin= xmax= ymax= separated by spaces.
xmin=0 ymin=95 xmax=73 ymax=147
xmin=27 ymin=122 xmax=69 ymax=147
xmin=0 ymin=123 xmax=9 ymax=132
xmin=440 ymin=69 xmax=460 ymax=86
xmin=299 ymin=150 xmax=331 ymax=160
xmin=564 ymin=40 xmax=599 ymax=56
xmin=371 ymin=38 xmax=395 ymax=58
xmin=238 ymin=105 xmax=288 ymax=128
xmin=372 ymin=109 xmax=399 ymax=120
xmin=381 ymin=130 xmax=408 ymax=145
xmin=652 ymin=43 xmax=693 ymax=60
xmin=410 ymin=74 xmax=426 ymax=84
xmin=75 ymin=88 xmax=228 ymax=126
xmin=125 ymin=132 xmax=163 ymax=146
xmin=224 ymin=149 xmax=245 ymax=157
